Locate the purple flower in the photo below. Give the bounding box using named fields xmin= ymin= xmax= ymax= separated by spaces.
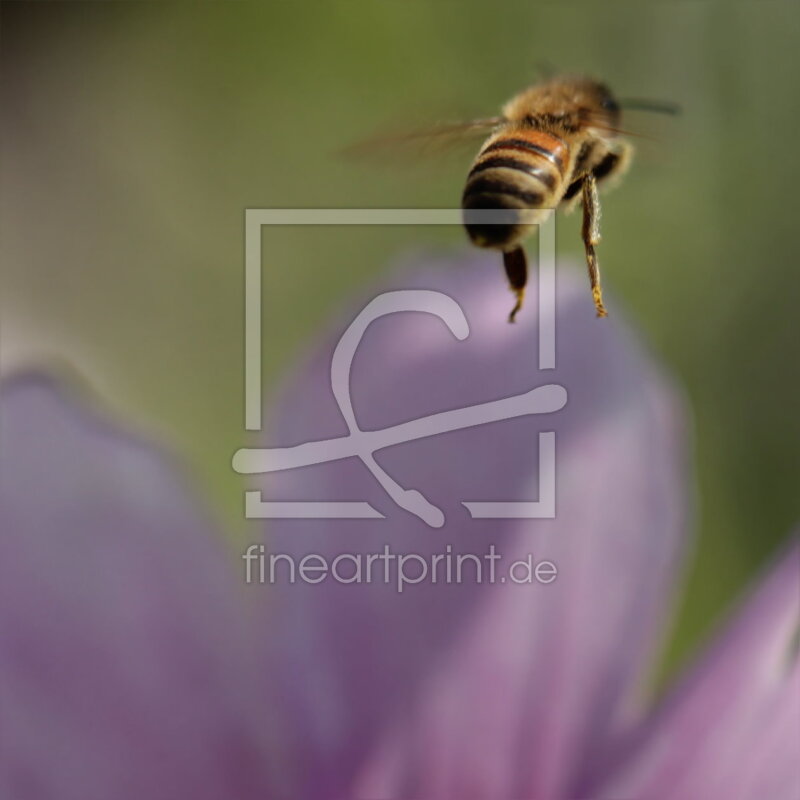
xmin=1 ymin=255 xmax=797 ymax=800
xmin=0 ymin=374 xmax=276 ymax=799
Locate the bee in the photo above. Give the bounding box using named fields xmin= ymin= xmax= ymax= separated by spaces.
xmin=463 ymin=76 xmax=640 ymax=321
xmin=350 ymin=75 xmax=676 ymax=321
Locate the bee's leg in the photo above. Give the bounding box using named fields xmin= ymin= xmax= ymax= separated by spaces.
xmin=503 ymin=246 xmax=528 ymax=323
xmin=581 ymin=174 xmax=609 ymax=318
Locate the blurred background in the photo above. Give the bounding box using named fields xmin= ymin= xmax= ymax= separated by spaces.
xmin=2 ymin=1 xmax=798 ymax=679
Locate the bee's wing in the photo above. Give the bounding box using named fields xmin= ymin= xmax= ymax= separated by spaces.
xmin=341 ymin=117 xmax=504 ymax=164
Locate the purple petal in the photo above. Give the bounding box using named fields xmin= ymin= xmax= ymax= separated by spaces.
xmin=258 ymin=253 xmax=690 ymax=798
xmin=594 ymin=540 xmax=800 ymax=800
xmin=0 ymin=375 xmax=274 ymax=800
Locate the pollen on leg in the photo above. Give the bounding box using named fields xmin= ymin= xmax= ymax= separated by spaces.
xmin=592 ymin=286 xmax=608 ymax=318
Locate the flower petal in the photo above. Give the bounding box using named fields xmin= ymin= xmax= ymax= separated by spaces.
xmin=257 ymin=253 xmax=690 ymax=798
xmin=0 ymin=374 xmax=274 ymax=800
xmin=595 ymin=539 xmax=800 ymax=800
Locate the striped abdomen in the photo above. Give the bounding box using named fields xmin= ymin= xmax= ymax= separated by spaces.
xmin=462 ymin=128 xmax=569 ymax=249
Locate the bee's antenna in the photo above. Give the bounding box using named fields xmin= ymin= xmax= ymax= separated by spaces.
xmin=534 ymin=59 xmax=558 ymax=80
xmin=619 ymin=98 xmax=681 ymax=115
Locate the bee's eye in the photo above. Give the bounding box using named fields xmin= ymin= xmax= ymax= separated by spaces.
xmin=601 ymin=96 xmax=620 ymax=113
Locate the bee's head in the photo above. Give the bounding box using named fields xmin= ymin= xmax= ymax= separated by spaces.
xmin=565 ymin=77 xmax=680 ymax=123
xmin=516 ymin=76 xmax=623 ymax=132
xmin=577 ymin=79 xmax=622 ymax=128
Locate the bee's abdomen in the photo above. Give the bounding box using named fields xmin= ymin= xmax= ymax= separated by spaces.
xmin=462 ymin=129 xmax=568 ymax=249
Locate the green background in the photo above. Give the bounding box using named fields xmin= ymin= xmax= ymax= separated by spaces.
xmin=2 ymin=1 xmax=798 ymax=680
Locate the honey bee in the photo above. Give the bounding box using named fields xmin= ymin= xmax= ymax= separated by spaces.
xmin=351 ymin=75 xmax=676 ymax=321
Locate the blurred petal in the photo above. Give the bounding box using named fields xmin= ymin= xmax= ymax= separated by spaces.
xmin=595 ymin=540 xmax=800 ymax=800
xmin=0 ymin=375 xmax=274 ymax=800
xmin=258 ymin=253 xmax=690 ymax=798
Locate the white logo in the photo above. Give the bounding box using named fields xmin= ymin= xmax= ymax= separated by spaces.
xmin=232 ymin=209 xmax=566 ymax=527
